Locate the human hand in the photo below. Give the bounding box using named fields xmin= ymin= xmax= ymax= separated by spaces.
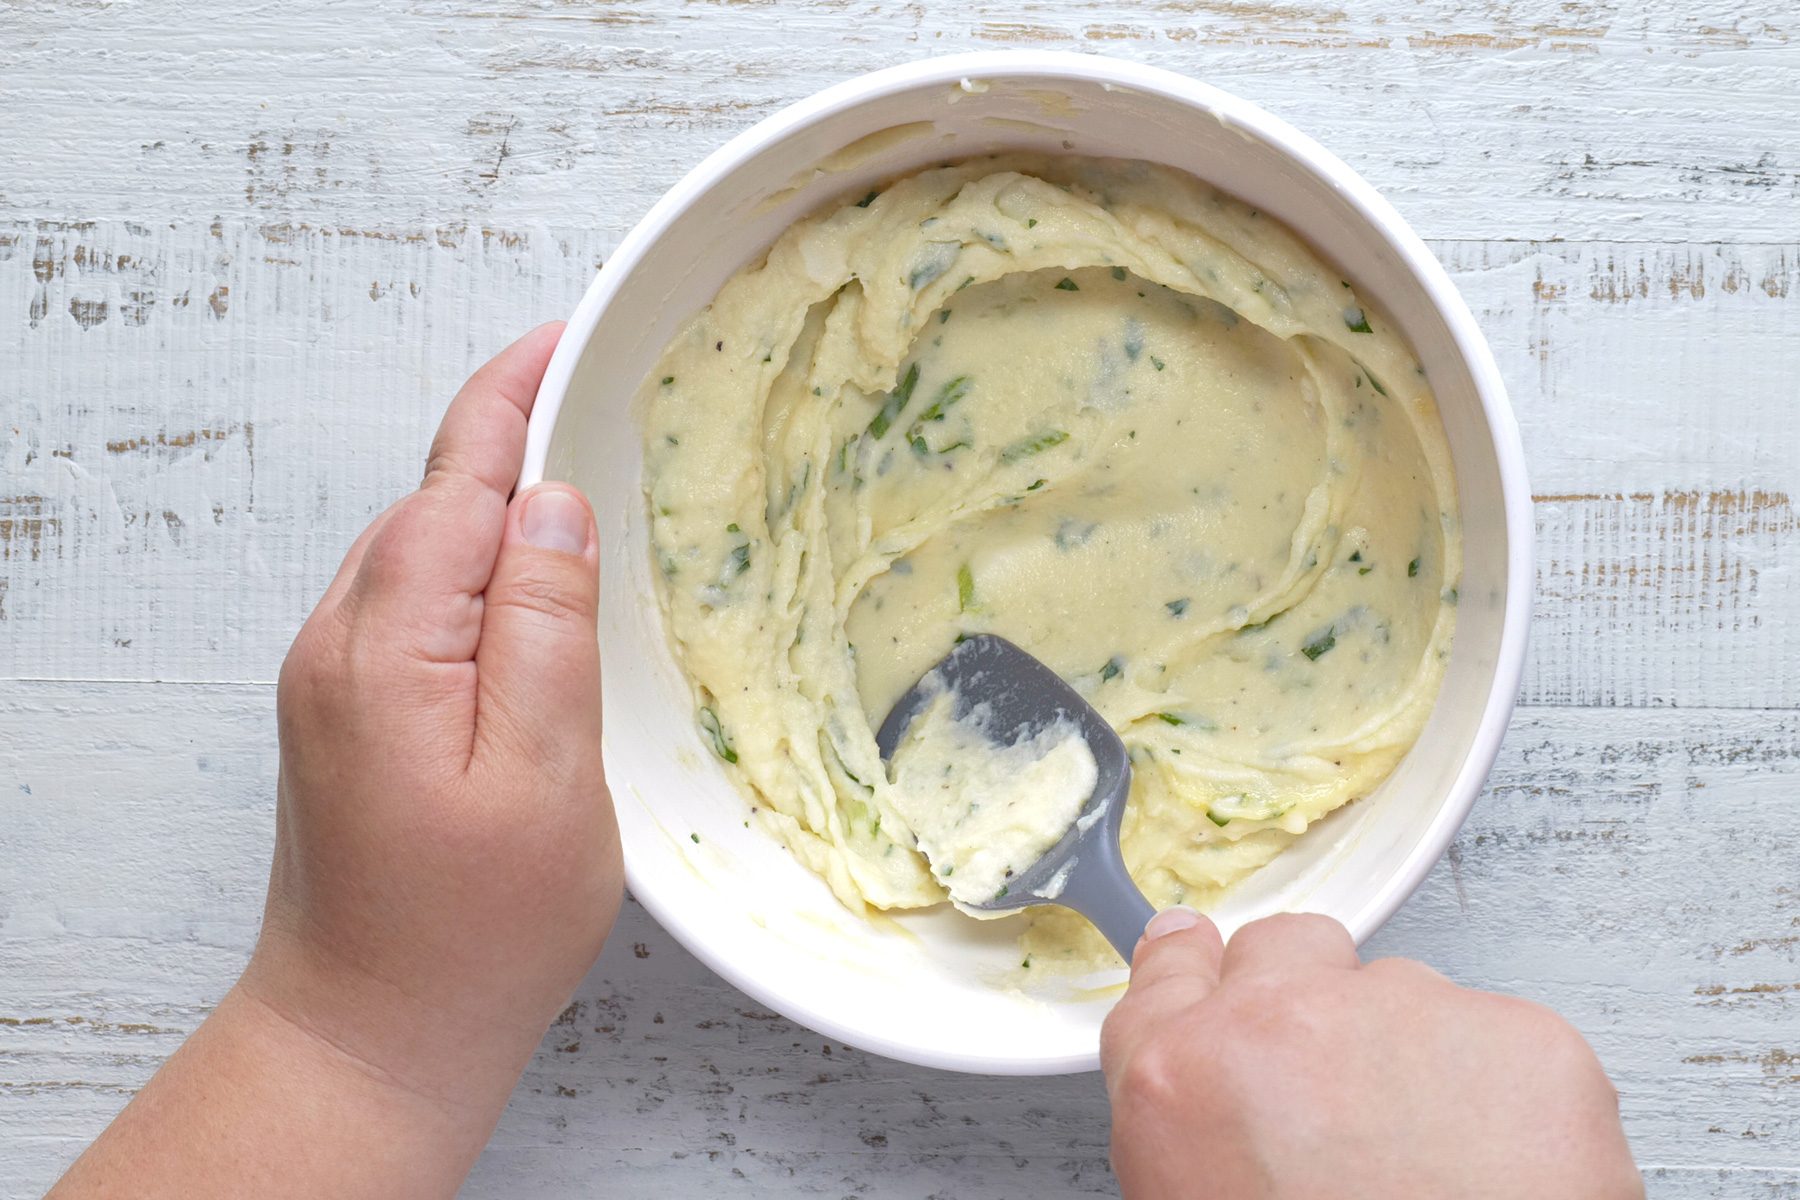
xmin=50 ymin=326 xmax=622 ymax=1199
xmin=246 ymin=321 xmax=621 ymax=1110
xmin=1101 ymin=910 xmax=1642 ymax=1200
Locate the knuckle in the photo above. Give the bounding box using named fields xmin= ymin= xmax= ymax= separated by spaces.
xmin=494 ymin=571 xmax=592 ymax=626
xmin=1112 ymin=1038 xmax=1191 ymax=1113
xmin=422 ymin=443 xmax=473 ymax=486
xmin=1364 ymin=955 xmax=1449 ymax=988
xmin=1256 ymin=911 xmax=1345 ymax=942
xmin=277 ymin=621 xmax=337 ymax=716
xmin=1495 ymin=995 xmax=1600 ymax=1066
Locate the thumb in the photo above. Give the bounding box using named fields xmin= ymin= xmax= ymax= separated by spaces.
xmin=1101 ymin=907 xmax=1225 ymax=1081
xmin=474 ymin=483 xmax=602 ymax=765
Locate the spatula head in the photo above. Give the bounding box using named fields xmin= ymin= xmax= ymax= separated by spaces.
xmin=875 ymin=634 xmax=1131 ymax=913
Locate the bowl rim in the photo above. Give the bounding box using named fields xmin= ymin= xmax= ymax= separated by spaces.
xmin=520 ymin=48 xmax=1534 ymax=1075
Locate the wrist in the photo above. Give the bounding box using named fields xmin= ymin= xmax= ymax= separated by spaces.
xmin=221 ymin=984 xmax=495 ymax=1177
xmin=238 ymin=923 xmax=551 ymax=1127
xmin=51 ymin=978 xmax=518 ymax=1200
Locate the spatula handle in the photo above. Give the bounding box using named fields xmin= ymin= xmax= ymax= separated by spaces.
xmin=1056 ymin=869 xmax=1159 ymax=963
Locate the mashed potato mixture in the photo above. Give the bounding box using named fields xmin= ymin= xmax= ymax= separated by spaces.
xmin=642 ymin=155 xmax=1459 ymax=955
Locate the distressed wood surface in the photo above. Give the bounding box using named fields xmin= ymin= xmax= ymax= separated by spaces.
xmin=4 ymin=1 xmax=1799 ymax=1196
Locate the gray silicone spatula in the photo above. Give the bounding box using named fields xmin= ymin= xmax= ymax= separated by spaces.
xmin=875 ymin=633 xmax=1156 ymax=960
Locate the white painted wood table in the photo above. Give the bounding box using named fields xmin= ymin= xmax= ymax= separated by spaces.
xmin=4 ymin=2 xmax=1798 ymax=1195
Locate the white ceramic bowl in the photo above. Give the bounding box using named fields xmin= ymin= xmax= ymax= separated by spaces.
xmin=519 ymin=50 xmax=1531 ymax=1075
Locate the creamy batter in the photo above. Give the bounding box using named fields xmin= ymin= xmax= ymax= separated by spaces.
xmin=884 ymin=675 xmax=1098 ymax=911
xmin=642 ymin=155 xmax=1460 ymax=958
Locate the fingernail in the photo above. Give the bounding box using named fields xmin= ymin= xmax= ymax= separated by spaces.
xmin=521 ymin=487 xmax=590 ymax=554
xmin=1144 ymin=906 xmax=1202 ymax=941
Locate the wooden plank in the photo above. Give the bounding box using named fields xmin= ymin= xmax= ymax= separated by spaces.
xmin=3 ymin=682 xmax=1797 ymax=1193
xmin=5 ymin=228 xmax=1799 ymax=708
xmin=0 ymin=2 xmax=1797 ymax=242
xmin=0 ymin=218 xmax=603 ymax=682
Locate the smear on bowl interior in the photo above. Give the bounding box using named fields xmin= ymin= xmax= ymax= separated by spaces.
xmin=641 ymin=154 xmax=1460 ymax=964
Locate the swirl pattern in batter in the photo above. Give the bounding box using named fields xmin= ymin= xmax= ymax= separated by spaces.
xmin=642 ymin=155 xmax=1459 ymax=959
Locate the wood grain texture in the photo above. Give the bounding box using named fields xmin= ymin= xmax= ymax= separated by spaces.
xmin=6 ymin=229 xmax=1798 ymax=706
xmin=4 ymin=1 xmax=1799 ymax=1195
xmin=1 ymin=2 xmax=1798 ymax=241
xmin=4 ymin=689 xmax=1797 ymax=1195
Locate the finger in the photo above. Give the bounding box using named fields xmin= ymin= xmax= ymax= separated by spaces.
xmin=1102 ymin=908 xmax=1225 ymax=1073
xmin=1132 ymin=907 xmax=1226 ymax=985
xmin=343 ymin=324 xmax=564 ymax=663
xmin=313 ymin=501 xmax=405 ymax=620
xmin=422 ymin=321 xmax=565 ymax=496
xmin=472 ymin=483 xmax=602 ymax=770
xmin=1219 ymin=912 xmax=1359 ymax=979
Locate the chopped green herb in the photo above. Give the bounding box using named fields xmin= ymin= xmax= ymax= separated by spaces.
xmin=910 ymin=435 xmax=929 ymax=457
xmin=908 ymin=242 xmax=959 ymax=290
xmin=914 ymin=375 xmax=972 ymax=425
xmin=939 ymin=309 xmax=952 ymax=324
xmin=762 ymin=350 xmax=773 ymax=363
xmin=726 ymin=522 xmax=740 ymax=533
xmin=665 ymin=434 xmax=680 ymax=446
xmin=1359 ymin=566 xmax=1373 ymax=576
xmin=856 ymin=189 xmax=879 ymax=207
xmin=1123 ymin=324 xmax=1144 ymax=361
xmin=1021 ymin=956 xmax=1032 ymax=969
xmin=1155 ymin=712 xmax=1185 ymax=726
xmin=1150 ymin=356 xmax=1166 ymax=371
xmin=1165 ymin=597 xmax=1190 ymax=617
xmin=1344 ymin=306 xmax=1373 ymax=334
xmin=1000 ymin=429 xmax=1069 ymax=462
xmin=1026 ymin=478 xmax=1046 ymax=491
xmin=1366 ymin=371 xmax=1389 ymax=397
xmin=698 ymin=706 xmax=738 ymax=764
xmin=1443 ymin=587 xmax=1459 ymax=606
xmin=996 ymin=885 xmax=1009 ymax=899
xmin=1301 ymin=627 xmax=1337 ymax=662
xmin=828 ymin=741 xmax=868 ymax=789
xmin=941 ymin=865 xmax=955 ymax=877
xmin=1053 ymin=518 xmax=1096 ymax=551
xmin=661 ymin=375 xmax=675 ymax=386
xmin=1349 ymin=550 xmax=1363 ymax=563
xmin=1111 ymin=266 xmax=1128 ymax=281
xmin=729 ymin=543 xmax=751 ymax=575
xmin=1026 ymin=218 xmax=1038 ymax=228
xmin=867 ymin=362 xmax=921 ymax=438
xmin=1100 ymin=657 xmax=1122 ymax=683
xmin=957 ymin=563 xmax=975 ymax=612
xmin=1054 ymin=277 xmax=1079 ymax=291
xmin=690 ymin=832 xmax=700 ymax=844
xmin=955 ymin=275 xmax=975 ymax=292
xmin=1206 ymin=811 xmax=1231 ymax=828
